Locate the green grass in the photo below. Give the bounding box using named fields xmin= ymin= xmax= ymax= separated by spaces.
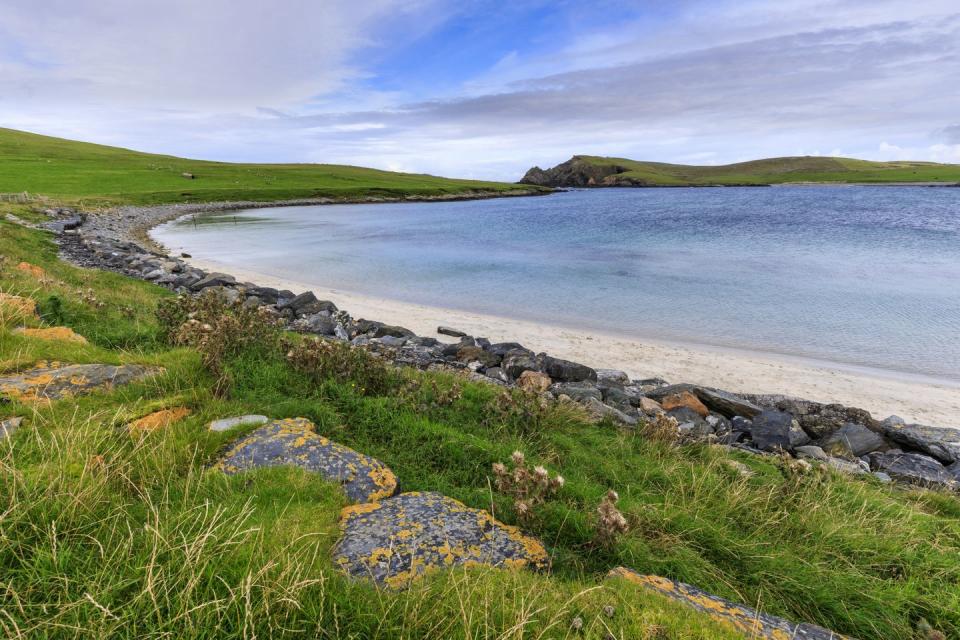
xmin=2 ymin=218 xmax=959 ymax=639
xmin=570 ymin=154 xmax=960 ymax=186
xmin=0 ymin=127 xmax=544 ymax=206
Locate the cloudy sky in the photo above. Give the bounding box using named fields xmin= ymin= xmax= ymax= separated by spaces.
xmin=2 ymin=0 xmax=959 ymax=180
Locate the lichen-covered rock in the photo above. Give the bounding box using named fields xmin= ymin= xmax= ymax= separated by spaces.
xmin=881 ymin=422 xmax=960 ymax=464
xmin=332 ymin=492 xmax=548 ymax=588
xmin=16 ymin=261 xmax=47 ymax=280
xmin=128 ymin=407 xmax=191 ymax=435
xmin=1 ymin=416 xmax=23 ymax=440
xmin=661 ymin=390 xmax=710 ymax=418
xmin=517 ymin=370 xmax=551 ymax=392
xmin=749 ymin=410 xmax=810 ymax=452
xmin=646 ymin=384 xmax=761 ymax=419
xmin=215 ymin=417 xmax=398 ymax=503
xmin=13 ymin=326 xmax=88 ymax=344
xmin=0 ymin=362 xmax=158 ymax=403
xmin=818 ymin=422 xmax=885 ymax=458
xmin=607 ymin=567 xmax=852 ymax=639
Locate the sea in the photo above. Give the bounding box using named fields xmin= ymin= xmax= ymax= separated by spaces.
xmin=152 ymin=187 xmax=960 ymax=382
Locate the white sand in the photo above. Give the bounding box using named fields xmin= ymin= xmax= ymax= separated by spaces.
xmin=184 ymin=255 xmax=960 ymax=427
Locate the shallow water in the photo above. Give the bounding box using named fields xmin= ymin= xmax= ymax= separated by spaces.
xmin=153 ymin=187 xmax=960 ymax=381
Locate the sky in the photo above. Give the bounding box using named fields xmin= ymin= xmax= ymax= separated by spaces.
xmin=1 ymin=0 xmax=959 ymax=180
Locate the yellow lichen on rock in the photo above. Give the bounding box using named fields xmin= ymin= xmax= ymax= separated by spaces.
xmin=16 ymin=262 xmax=47 ymax=281
xmin=0 ymin=293 xmax=37 ymax=322
xmin=14 ymin=327 xmax=88 ymax=344
xmin=128 ymin=407 xmax=191 ymax=435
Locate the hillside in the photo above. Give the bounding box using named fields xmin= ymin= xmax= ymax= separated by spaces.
xmin=0 ymin=127 xmax=545 ymax=206
xmin=521 ymin=154 xmax=960 ymax=187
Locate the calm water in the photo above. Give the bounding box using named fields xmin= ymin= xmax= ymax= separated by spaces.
xmin=153 ymin=187 xmax=960 ymax=381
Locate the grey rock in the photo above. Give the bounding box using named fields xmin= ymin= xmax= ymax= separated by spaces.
xmin=596 ymin=368 xmax=630 ymax=387
xmin=749 ymin=410 xmax=810 ymax=453
xmin=1 ymin=416 xmax=23 ymax=440
xmin=501 ymin=350 xmax=541 ymax=379
xmin=293 ymin=314 xmax=337 ymax=336
xmin=869 ymin=451 xmax=956 ymax=489
xmin=826 ymin=457 xmax=869 ymax=475
xmin=646 ymin=383 xmax=761 ymax=419
xmin=881 ymin=415 xmax=905 ymax=428
xmin=437 ymin=326 xmax=468 ymax=338
xmin=191 ymin=272 xmax=237 ymax=291
xmin=602 ymin=387 xmax=639 ymax=416
xmin=208 ymin=415 xmax=270 ymax=432
xmin=583 ymin=397 xmax=638 ymax=426
xmin=794 ymin=445 xmax=829 ymax=461
xmin=881 ymin=422 xmax=960 ymax=464
xmin=378 ymin=335 xmax=408 ymax=348
xmin=549 ymin=382 xmax=602 ymax=403
xmin=872 ymin=472 xmax=892 ymax=483
xmin=539 ymin=355 xmax=596 ymax=383
xmin=819 ymin=422 xmax=886 ymax=458
xmin=484 ymin=367 xmax=509 ymax=383
xmin=486 ymin=342 xmax=531 ymax=357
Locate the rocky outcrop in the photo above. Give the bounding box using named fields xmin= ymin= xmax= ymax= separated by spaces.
xmin=215 ymin=418 xmax=399 ymax=503
xmin=608 ymin=567 xmax=852 ymax=639
xmin=332 ymin=492 xmax=549 ymax=588
xmin=521 ymin=156 xmax=634 ymax=187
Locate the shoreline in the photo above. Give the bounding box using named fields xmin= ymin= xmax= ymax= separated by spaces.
xmin=155 ymin=245 xmax=960 ymax=427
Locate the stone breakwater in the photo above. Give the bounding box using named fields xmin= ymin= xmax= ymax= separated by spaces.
xmin=42 ymin=205 xmax=960 ymax=492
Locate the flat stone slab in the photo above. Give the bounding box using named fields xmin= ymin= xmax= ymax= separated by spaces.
xmin=608 ymin=567 xmax=851 ymax=639
xmin=332 ymin=491 xmax=549 ymax=588
xmin=13 ymin=327 xmax=88 ymax=344
xmin=0 ymin=362 xmax=158 ymax=403
xmin=214 ymin=417 xmax=398 ymax=503
xmin=208 ymin=414 xmax=269 ymax=432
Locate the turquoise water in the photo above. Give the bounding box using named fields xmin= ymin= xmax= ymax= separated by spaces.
xmin=153 ymin=187 xmax=960 ymax=381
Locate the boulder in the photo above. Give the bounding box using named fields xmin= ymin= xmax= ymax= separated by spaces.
xmin=456 ymin=346 xmax=501 ymax=368
xmin=190 ymin=272 xmax=237 ymax=291
xmin=208 ymin=415 xmax=270 ymax=432
xmin=485 ymin=342 xmax=531 ymax=357
xmin=660 ymin=391 xmax=709 ymax=418
xmin=292 ymin=313 xmax=336 ymax=336
xmin=215 ymin=417 xmax=398 ymax=503
xmin=881 ymin=422 xmax=960 ymax=464
xmin=818 ymin=422 xmax=886 ymax=458
xmin=794 ymin=445 xmax=829 ymax=461
xmin=868 ymin=451 xmax=956 ymax=489
xmin=128 ymin=407 xmax=191 ymax=435
xmin=596 ymin=368 xmax=630 ymax=387
xmin=646 ymin=384 xmax=760 ymax=419
xmin=607 ymin=568 xmax=852 ymax=640
xmin=332 ymin=492 xmax=549 ymax=588
xmin=583 ymin=397 xmax=638 ymax=426
xmin=548 ymin=382 xmax=602 ymax=403
xmin=0 ymin=362 xmax=158 ymax=403
xmin=744 ymin=395 xmax=876 ymax=439
xmin=378 ymin=335 xmax=408 ymax=348
xmin=483 ymin=367 xmax=509 ymax=384
xmin=668 ymin=406 xmax=713 ymax=437
xmin=501 ymin=350 xmax=541 ymax=379
xmin=437 ymin=326 xmax=467 ymax=338
xmin=637 ymin=396 xmax=663 ymax=415
xmin=539 ymin=355 xmax=596 ymax=383
xmin=749 ymin=410 xmax=810 ymax=453
xmin=826 ymin=457 xmax=869 ymax=475
xmin=517 ymin=370 xmax=552 ymax=393
xmin=601 ymin=387 xmax=638 ymax=416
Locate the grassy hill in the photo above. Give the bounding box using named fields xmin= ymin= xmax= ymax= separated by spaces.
xmin=521 ymin=154 xmax=960 ymax=187
xmin=2 ymin=207 xmax=960 ymax=638
xmin=0 ymin=127 xmax=544 ymax=206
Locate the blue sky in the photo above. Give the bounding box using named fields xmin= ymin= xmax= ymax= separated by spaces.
xmin=1 ymin=0 xmax=959 ymax=180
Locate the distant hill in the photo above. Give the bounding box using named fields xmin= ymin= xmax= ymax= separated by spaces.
xmin=521 ymin=155 xmax=960 ymax=187
xmin=0 ymin=127 xmax=544 ymax=206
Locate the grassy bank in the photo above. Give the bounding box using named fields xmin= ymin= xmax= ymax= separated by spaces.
xmin=0 ymin=127 xmax=544 ymax=207
xmin=535 ymin=155 xmax=960 ymax=186
xmin=2 ymin=209 xmax=959 ymax=638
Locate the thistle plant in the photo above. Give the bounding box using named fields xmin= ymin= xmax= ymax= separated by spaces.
xmin=595 ymin=489 xmax=629 ymax=547
xmin=492 ymin=450 xmax=564 ymax=524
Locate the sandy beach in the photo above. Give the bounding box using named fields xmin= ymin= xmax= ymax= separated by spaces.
xmin=180 ymin=254 xmax=960 ymax=427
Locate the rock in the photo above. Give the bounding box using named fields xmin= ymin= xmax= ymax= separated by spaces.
xmin=645 ymin=384 xmax=760 ymax=419
xmin=483 ymin=367 xmax=509 ymax=384
xmin=356 ymin=321 xmax=415 ymax=339
xmin=128 ymin=407 xmax=191 ymax=435
xmin=437 ymin=326 xmax=467 ymax=338
xmin=819 ymin=422 xmax=886 ymax=458
xmin=215 ymin=417 xmax=398 ymax=503
xmin=794 ymin=445 xmax=829 ymax=461
xmin=660 ymin=391 xmax=710 ymax=418
xmin=13 ymin=327 xmax=87 ymax=344
xmin=16 ymin=261 xmax=47 ymax=280
xmin=949 ymin=462 xmax=960 ymax=481
xmin=548 ymin=382 xmax=602 ymax=403
xmin=881 ymin=415 xmax=905 ymax=428
xmin=607 ymin=568 xmax=852 ymax=640
xmin=456 ymin=346 xmax=501 ymax=368
xmin=881 ymin=422 xmax=960 ymax=464
xmin=279 ymin=291 xmax=318 ymax=313
xmin=0 ymin=362 xmax=158 ymax=403
xmin=637 ymin=396 xmax=663 ymax=415
xmin=583 ymin=397 xmax=638 ymax=426
xmin=601 ymin=387 xmax=639 ymax=416
xmin=517 ymin=370 xmax=552 ymax=393
xmin=596 ymin=369 xmax=630 ymax=387
xmin=332 ymin=492 xmax=549 ymax=588
xmin=378 ymin=335 xmax=408 ymax=348
xmin=0 ymin=293 xmax=37 ymax=320
xmin=872 ymin=472 xmax=892 ymax=483
xmin=668 ymin=407 xmax=712 ymax=437
xmin=486 ymin=342 xmax=531 ymax=358
xmin=705 ymin=413 xmax=731 ymax=435
xmin=190 ymin=272 xmax=237 ymax=291
xmin=744 ymin=396 xmax=876 ymax=440
xmin=868 ymin=452 xmax=956 ymax=489
xmin=501 ymin=350 xmax=541 ymax=379
xmin=208 ymin=415 xmax=270 ymax=432
xmin=1 ymin=416 xmax=23 ymax=440
xmin=749 ymin=410 xmax=810 ymax=453
xmin=539 ymin=355 xmax=596 ymax=383
xmin=827 ymin=457 xmax=869 ymax=475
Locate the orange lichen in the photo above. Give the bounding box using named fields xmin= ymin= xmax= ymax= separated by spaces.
xmin=0 ymin=293 xmax=37 ymax=320
xmin=16 ymin=262 xmax=47 ymax=281
xmin=14 ymin=327 xmax=87 ymax=344
xmin=128 ymin=407 xmax=191 ymax=435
